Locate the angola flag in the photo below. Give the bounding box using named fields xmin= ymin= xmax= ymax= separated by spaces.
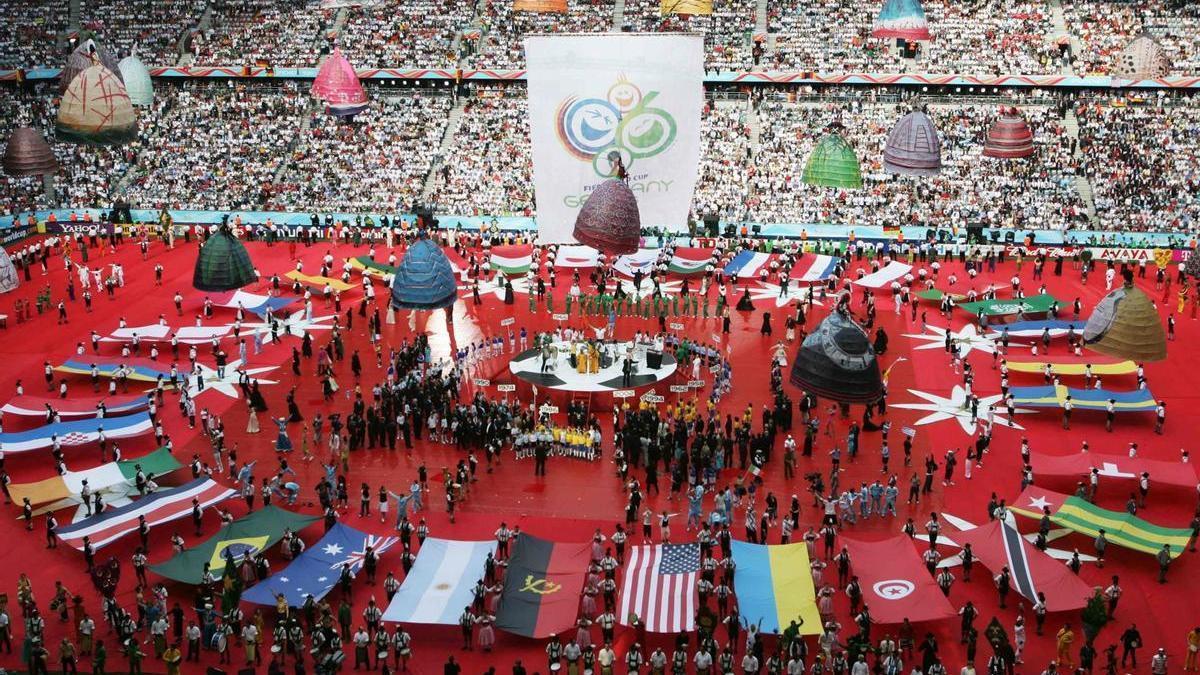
xmin=495 ymin=534 xmax=590 ymax=638
xmin=149 ymin=506 xmax=319 ymax=584
xmin=1011 ymin=487 xmax=1193 ymax=558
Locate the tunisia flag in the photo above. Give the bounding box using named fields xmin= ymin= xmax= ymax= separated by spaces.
xmin=843 ymin=536 xmax=957 ymax=623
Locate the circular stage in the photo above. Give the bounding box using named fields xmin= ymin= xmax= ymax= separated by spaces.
xmin=508 ymin=340 xmax=678 ymax=393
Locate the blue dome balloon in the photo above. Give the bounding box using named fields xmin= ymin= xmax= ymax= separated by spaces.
xmin=389 ymin=238 xmax=458 ymax=310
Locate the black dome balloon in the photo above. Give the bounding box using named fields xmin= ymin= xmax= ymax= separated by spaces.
xmin=790 ymin=309 xmax=884 ymax=403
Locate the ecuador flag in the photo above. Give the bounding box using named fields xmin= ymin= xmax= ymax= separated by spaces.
xmin=1011 ymin=487 xmax=1193 ymax=557
xmin=496 ymin=534 xmax=591 ymax=638
xmin=730 ymin=540 xmax=822 ymax=635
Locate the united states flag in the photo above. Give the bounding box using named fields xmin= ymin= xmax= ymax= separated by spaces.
xmin=619 ymin=543 xmax=700 ymax=633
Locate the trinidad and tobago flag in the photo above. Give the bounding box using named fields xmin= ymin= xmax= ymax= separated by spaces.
xmin=495 ymin=534 xmax=591 ymax=638
xmin=953 ymin=521 xmax=1091 ymax=612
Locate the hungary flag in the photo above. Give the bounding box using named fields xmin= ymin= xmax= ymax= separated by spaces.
xmin=495 ymin=534 xmax=591 ymax=638
xmin=668 ymin=247 xmax=714 ymax=276
xmin=1012 ymin=487 xmax=1193 ymax=557
xmin=150 ymin=506 xmax=320 ymax=584
xmin=491 ymin=244 xmax=533 ymax=275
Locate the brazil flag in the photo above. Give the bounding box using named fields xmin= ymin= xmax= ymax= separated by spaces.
xmin=495 ymin=534 xmax=591 ymax=638
xmin=150 ymin=506 xmax=319 ymax=584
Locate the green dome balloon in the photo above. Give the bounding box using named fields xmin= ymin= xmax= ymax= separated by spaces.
xmin=803 ymin=134 xmax=863 ymax=188
xmin=193 ymin=228 xmax=256 ymax=292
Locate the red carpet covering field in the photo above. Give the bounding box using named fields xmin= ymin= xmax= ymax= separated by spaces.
xmin=0 ymin=233 xmax=1196 ymax=674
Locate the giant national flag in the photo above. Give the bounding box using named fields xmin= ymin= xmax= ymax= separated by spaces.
xmin=211 ymin=290 xmax=297 ymax=317
xmin=553 ymin=245 xmax=600 ymax=268
xmin=1008 ymin=385 xmax=1157 ymax=412
xmin=723 ymin=251 xmax=773 ymax=278
xmin=958 ymin=294 xmax=1060 ymax=317
xmin=243 ymin=523 xmax=399 ymax=606
xmin=952 ymin=521 xmax=1090 ymax=612
xmin=55 ymin=357 xmax=172 ymax=382
xmin=730 ymin=540 xmax=822 ymax=635
xmin=1000 ymin=359 xmax=1136 ymax=376
xmin=1028 ymin=451 xmax=1200 ymax=488
xmin=667 ymin=247 xmax=713 ymax=276
xmin=984 ymin=320 xmax=1089 ymax=341
xmin=613 ymin=249 xmax=661 ymax=278
xmin=491 ymin=244 xmax=534 ymax=275
xmin=150 ymin=505 xmax=320 ymax=584
xmin=0 ymin=411 xmax=153 ymax=453
xmin=843 ymin=536 xmax=956 ymax=623
xmin=619 ymin=543 xmax=700 ymax=633
xmin=853 ymin=261 xmax=913 ymax=288
xmin=284 ymin=270 xmax=356 ymax=293
xmin=383 ymin=538 xmax=495 ymax=624
xmin=496 ymin=534 xmax=591 ymax=638
xmin=10 ymin=447 xmax=182 ymax=517
xmin=526 ymin=34 xmax=703 ymax=242
xmin=1010 ymin=487 xmax=1192 ymax=558
xmin=2 ymin=393 xmax=148 ymax=418
xmin=55 ymin=478 xmax=237 ymax=550
xmin=794 ymin=254 xmax=839 ymax=282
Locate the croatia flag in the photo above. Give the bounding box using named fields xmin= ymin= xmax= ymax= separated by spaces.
xmin=0 ymin=411 xmax=154 ymax=453
xmin=793 ymin=254 xmax=838 ymax=282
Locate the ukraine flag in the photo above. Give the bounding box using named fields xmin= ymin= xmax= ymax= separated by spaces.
xmin=730 ymin=540 xmax=822 ymax=635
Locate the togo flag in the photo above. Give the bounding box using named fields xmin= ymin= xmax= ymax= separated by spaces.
xmin=668 ymin=247 xmax=713 ymax=275
xmin=383 ymin=538 xmax=495 ymax=624
xmin=55 ymin=478 xmax=237 ymax=550
xmin=0 ymin=411 xmax=153 ymax=453
xmin=1011 ymin=487 xmax=1193 ymax=558
xmin=496 ymin=534 xmax=591 ymax=638
xmin=490 ymin=244 xmax=534 ymax=275
xmin=150 ymin=505 xmax=320 ymax=584
xmin=242 ymin=523 xmax=400 ymax=606
xmin=723 ymin=251 xmax=772 ymax=278
xmin=730 ymin=540 xmax=821 ymax=634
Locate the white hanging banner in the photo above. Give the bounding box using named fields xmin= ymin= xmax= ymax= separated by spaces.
xmin=525 ymin=33 xmax=704 ymax=243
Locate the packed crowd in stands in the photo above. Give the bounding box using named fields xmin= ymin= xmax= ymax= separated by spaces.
xmin=464 ymin=0 xmax=614 ymax=70
xmin=272 ymin=90 xmax=453 ymax=212
xmin=694 ymin=102 xmax=752 ymax=221
xmin=1076 ymin=95 xmax=1200 ymax=233
xmin=1065 ymin=0 xmax=1200 ymax=75
xmin=916 ymin=0 xmax=1063 ymax=76
xmin=0 ymin=0 xmax=70 ymax=69
xmin=623 ymin=0 xmax=757 ymax=73
xmin=189 ymin=0 xmax=331 ymax=67
xmin=428 ymin=86 xmax=533 ymax=217
xmin=767 ymin=0 xmax=902 ymax=72
xmin=747 ymin=94 xmax=1087 ymax=230
xmin=336 ymin=0 xmax=471 ymax=69
xmin=4 ymin=76 xmax=1199 ymax=234
xmin=121 ymin=82 xmax=309 ymax=211
xmin=82 ymin=0 xmax=203 ymax=67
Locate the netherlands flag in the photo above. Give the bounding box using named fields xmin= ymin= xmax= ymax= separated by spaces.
xmin=55 ymin=477 xmax=237 ymax=550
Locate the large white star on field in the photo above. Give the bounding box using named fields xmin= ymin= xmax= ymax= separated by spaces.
xmin=902 ymin=324 xmax=997 ymax=358
xmin=891 ymin=385 xmax=1029 ymax=434
xmin=188 ymin=359 xmax=278 ymax=400
xmin=239 ymin=310 xmax=336 ymax=340
xmin=322 ymin=543 xmax=344 ymax=556
xmin=748 ymin=282 xmax=825 ymax=308
xmin=458 ymin=275 xmax=531 ymax=301
xmin=1026 ymin=494 xmax=1052 ymax=511
xmin=617 ymin=278 xmax=682 ymax=298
